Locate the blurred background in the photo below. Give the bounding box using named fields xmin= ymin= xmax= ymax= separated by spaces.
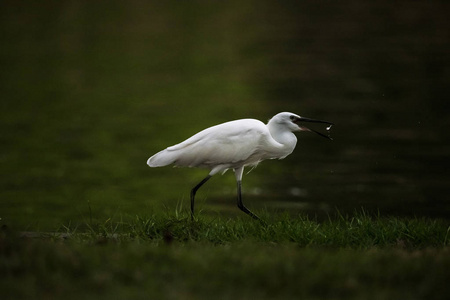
xmin=1 ymin=0 xmax=449 ymax=229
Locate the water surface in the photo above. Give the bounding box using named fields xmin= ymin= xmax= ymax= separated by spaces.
xmin=1 ymin=0 xmax=449 ymax=228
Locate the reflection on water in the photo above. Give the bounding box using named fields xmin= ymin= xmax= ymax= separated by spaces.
xmin=1 ymin=0 xmax=449 ymax=227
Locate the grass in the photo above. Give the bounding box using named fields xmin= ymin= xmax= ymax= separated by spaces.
xmin=2 ymin=211 xmax=450 ymax=300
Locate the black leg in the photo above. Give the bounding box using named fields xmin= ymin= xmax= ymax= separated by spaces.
xmin=236 ymin=180 xmax=261 ymax=221
xmin=190 ymin=175 xmax=211 ymax=220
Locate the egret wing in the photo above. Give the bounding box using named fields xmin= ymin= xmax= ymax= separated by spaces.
xmin=165 ymin=119 xmax=269 ymax=169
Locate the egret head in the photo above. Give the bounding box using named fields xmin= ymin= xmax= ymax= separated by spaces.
xmin=271 ymin=112 xmax=334 ymax=140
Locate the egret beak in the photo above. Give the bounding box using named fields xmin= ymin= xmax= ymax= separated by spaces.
xmin=295 ymin=117 xmax=334 ymax=140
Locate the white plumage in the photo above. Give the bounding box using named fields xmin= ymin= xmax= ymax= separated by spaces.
xmin=147 ymin=112 xmax=333 ymax=220
xmin=148 ymin=118 xmax=293 ymax=175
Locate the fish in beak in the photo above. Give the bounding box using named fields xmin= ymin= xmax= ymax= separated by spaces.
xmin=294 ymin=117 xmax=334 ymax=140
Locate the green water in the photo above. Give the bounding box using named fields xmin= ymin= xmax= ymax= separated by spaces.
xmin=1 ymin=0 xmax=449 ymax=229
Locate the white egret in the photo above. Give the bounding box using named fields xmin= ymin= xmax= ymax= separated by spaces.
xmin=147 ymin=112 xmax=333 ymax=220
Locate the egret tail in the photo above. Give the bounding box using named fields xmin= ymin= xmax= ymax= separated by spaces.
xmin=147 ymin=149 xmax=177 ymax=167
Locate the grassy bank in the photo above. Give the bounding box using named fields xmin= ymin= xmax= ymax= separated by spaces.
xmin=1 ymin=212 xmax=449 ymax=299
xmin=54 ymin=210 xmax=449 ymax=248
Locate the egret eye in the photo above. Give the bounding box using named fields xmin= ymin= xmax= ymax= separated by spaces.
xmin=290 ymin=115 xmax=296 ymax=121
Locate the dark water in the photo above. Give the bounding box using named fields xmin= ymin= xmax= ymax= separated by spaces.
xmin=1 ymin=1 xmax=449 ymax=228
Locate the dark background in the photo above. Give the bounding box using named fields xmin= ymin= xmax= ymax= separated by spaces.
xmin=1 ymin=0 xmax=449 ymax=229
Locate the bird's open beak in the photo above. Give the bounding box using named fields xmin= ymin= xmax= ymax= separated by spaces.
xmin=295 ymin=117 xmax=334 ymax=140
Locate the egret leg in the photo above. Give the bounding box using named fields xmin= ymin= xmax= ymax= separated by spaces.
xmin=190 ymin=175 xmax=211 ymax=219
xmin=236 ymin=180 xmax=261 ymax=221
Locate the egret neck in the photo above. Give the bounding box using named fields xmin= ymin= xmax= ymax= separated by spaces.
xmin=267 ymin=117 xmax=298 ymax=159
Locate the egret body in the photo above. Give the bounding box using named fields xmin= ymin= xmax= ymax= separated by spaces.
xmin=147 ymin=112 xmax=333 ymax=220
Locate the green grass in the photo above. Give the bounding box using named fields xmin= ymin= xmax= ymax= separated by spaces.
xmin=2 ymin=212 xmax=449 ymax=300
xmin=62 ymin=210 xmax=449 ymax=248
